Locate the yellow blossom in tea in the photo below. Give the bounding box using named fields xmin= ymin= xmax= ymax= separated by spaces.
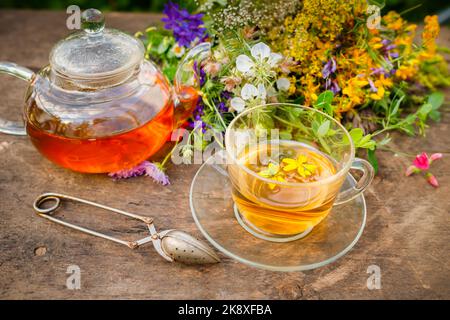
xmin=257 ymin=163 xmax=286 ymax=190
xmin=282 ymin=155 xmax=318 ymax=178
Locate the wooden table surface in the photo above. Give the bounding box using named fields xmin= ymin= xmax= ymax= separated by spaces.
xmin=0 ymin=10 xmax=449 ymax=300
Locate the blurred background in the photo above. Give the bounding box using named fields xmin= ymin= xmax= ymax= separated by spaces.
xmin=0 ymin=0 xmax=448 ymax=22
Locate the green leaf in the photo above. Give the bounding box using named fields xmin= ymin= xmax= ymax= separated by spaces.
xmin=390 ymin=95 xmax=405 ymax=117
xmin=359 ymin=140 xmax=376 ymax=150
xmin=429 ymin=110 xmax=441 ymax=122
xmin=400 ymin=124 xmax=415 ymax=136
xmin=403 ymin=114 xmax=416 ymax=125
xmin=427 ymin=92 xmax=444 ymax=110
xmin=418 ymin=103 xmax=433 ymax=116
xmin=163 ymin=65 xmax=177 ymax=81
xmin=315 ymin=91 xmax=334 ymax=106
xmin=157 ymin=37 xmax=171 ymax=55
xmin=367 ymin=148 xmax=379 ymax=175
xmin=318 ymin=136 xmax=331 ymax=154
xmin=368 ymin=0 xmax=385 ymax=9
xmin=349 ymin=128 xmax=364 ymax=143
xmin=314 ymin=91 xmax=334 ymax=115
xmin=279 ymin=131 xmax=292 ymax=140
xmin=317 ymin=120 xmax=331 ymax=137
xmin=377 ymin=135 xmax=392 ymax=146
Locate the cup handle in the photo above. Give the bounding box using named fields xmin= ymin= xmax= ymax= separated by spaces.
xmin=334 ymin=157 xmax=374 ymax=206
xmin=0 ymin=62 xmax=35 ymax=135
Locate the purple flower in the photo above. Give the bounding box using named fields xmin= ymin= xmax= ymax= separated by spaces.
xmin=368 ymin=78 xmax=378 ymax=93
xmin=221 ymin=91 xmax=233 ymax=100
xmin=371 ymin=66 xmax=393 ymax=78
xmin=370 ymin=67 xmax=386 ymax=76
xmin=329 ymin=80 xmax=341 ymax=95
xmin=322 ymin=57 xmax=337 ymax=79
xmin=109 ymin=161 xmax=170 ymax=185
xmin=389 ymin=52 xmax=399 ymax=59
xmin=193 ymin=61 xmax=206 ymax=87
xmin=325 ymin=78 xmax=341 ymax=94
xmin=217 ymin=101 xmax=228 ymax=113
xmin=189 ymin=100 xmax=208 ymax=133
xmin=380 ymin=38 xmax=398 ymax=60
xmin=162 ymin=2 xmax=206 ymax=47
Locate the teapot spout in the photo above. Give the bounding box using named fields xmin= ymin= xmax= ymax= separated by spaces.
xmin=172 ymin=42 xmax=211 ymax=128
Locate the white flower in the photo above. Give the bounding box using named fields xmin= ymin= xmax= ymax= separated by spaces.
xmin=171 ymin=43 xmax=185 ymax=58
xmin=236 ymin=42 xmax=283 ymax=76
xmin=230 ymin=83 xmax=266 ymax=113
xmin=251 ymin=42 xmax=271 ymax=61
xmin=276 ymin=77 xmax=291 ymax=92
xmin=236 ymin=55 xmax=253 ymax=74
xmin=230 ymin=97 xmax=246 ymax=112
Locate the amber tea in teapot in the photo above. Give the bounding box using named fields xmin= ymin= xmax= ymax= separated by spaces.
xmin=0 ymin=9 xmax=209 ymax=173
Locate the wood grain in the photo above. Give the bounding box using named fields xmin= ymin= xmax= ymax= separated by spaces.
xmin=0 ymin=10 xmax=449 ymax=299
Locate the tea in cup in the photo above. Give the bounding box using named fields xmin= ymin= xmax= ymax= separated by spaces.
xmin=225 ymin=104 xmax=374 ymax=241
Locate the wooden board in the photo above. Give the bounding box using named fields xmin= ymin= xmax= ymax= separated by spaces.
xmin=0 ymin=10 xmax=449 ymax=299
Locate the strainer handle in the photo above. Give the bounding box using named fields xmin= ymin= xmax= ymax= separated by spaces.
xmin=0 ymin=62 xmax=34 ymax=135
xmin=33 ymin=192 xmax=155 ymax=250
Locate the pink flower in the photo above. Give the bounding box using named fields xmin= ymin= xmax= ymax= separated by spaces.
xmin=109 ymin=161 xmax=170 ymax=185
xmin=203 ymin=61 xmax=221 ymax=77
xmin=221 ymin=76 xmax=241 ymax=92
xmin=406 ymin=151 xmax=443 ymax=189
xmin=430 ymin=153 xmax=443 ymax=162
xmin=405 ymin=165 xmax=419 ymax=176
xmin=413 ymin=152 xmax=430 ymax=170
xmin=426 ymin=173 xmax=439 ymax=188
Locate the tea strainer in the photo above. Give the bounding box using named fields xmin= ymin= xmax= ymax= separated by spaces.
xmin=33 ymin=193 xmax=220 ymax=265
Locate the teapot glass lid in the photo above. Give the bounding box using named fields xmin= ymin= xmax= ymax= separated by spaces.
xmin=49 ymin=9 xmax=144 ymax=78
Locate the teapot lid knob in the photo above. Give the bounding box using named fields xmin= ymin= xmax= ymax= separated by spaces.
xmin=81 ymin=9 xmax=105 ymax=34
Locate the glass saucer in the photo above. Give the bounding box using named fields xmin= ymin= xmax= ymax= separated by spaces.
xmin=189 ymin=156 xmax=367 ymax=272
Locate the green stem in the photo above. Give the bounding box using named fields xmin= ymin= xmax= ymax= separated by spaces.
xmin=377 ymin=145 xmax=416 ymax=157
xmin=371 ymin=127 xmax=392 ymax=137
xmin=272 ymin=114 xmax=310 ymax=134
xmin=202 ymin=95 xmax=227 ymax=130
xmin=161 ymin=141 xmax=179 ymax=167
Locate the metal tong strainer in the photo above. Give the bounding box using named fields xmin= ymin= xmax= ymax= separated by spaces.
xmin=33 ymin=193 xmax=220 ymax=265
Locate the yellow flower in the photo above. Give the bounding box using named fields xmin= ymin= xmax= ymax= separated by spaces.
xmin=378 ymin=74 xmax=393 ymax=88
xmin=370 ymin=85 xmax=385 ymax=101
xmin=258 ymin=163 xmax=280 ymax=178
xmin=282 ymin=155 xmax=317 ymax=178
xmin=370 ymin=75 xmax=391 ymax=100
xmin=396 ymin=61 xmax=418 ymax=80
xmin=369 ymin=37 xmax=384 ymax=49
xmin=422 ymin=15 xmax=439 ymax=56
xmin=258 ymin=163 xmax=286 ymax=190
xmin=384 ymin=11 xmax=404 ymax=31
xmin=342 ymin=77 xmax=368 ymax=104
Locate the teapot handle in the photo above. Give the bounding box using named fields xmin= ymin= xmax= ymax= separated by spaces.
xmin=173 ymin=42 xmax=212 ymax=128
xmin=0 ymin=62 xmax=35 ymax=136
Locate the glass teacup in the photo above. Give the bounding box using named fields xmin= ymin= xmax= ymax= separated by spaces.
xmin=224 ymin=103 xmax=374 ymax=242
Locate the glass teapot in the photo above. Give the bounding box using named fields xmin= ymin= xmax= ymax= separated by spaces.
xmin=0 ymin=9 xmax=210 ymax=173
